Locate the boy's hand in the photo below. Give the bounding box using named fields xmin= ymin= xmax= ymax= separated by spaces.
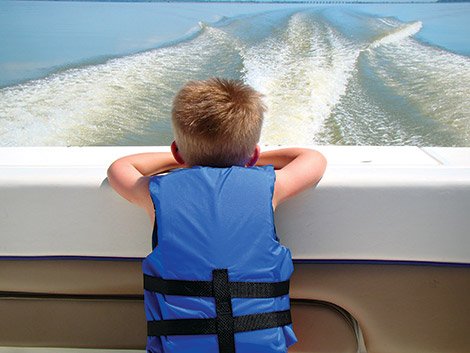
xmin=107 ymin=152 xmax=182 ymax=219
xmin=256 ymin=148 xmax=327 ymax=209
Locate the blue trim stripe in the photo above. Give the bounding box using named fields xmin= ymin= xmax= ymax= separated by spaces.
xmin=0 ymin=256 xmax=469 ymax=267
xmin=0 ymin=255 xmax=142 ymax=262
xmin=293 ymin=259 xmax=470 ymax=268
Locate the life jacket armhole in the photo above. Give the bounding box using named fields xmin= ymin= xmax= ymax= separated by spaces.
xmin=151 ymin=217 xmax=158 ymax=249
xmin=148 ymin=176 xmax=159 ymax=249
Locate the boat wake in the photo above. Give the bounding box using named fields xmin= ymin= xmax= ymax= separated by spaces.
xmin=0 ymin=8 xmax=468 ymax=147
xmin=369 ymin=21 xmax=422 ymax=49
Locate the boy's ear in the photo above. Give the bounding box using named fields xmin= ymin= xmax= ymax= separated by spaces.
xmin=171 ymin=141 xmax=185 ymax=165
xmin=246 ymin=145 xmax=260 ymax=167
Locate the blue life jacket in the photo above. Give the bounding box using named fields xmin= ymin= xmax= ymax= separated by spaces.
xmin=142 ymin=165 xmax=297 ymax=353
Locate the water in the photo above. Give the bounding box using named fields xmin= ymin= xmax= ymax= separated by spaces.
xmin=0 ymin=1 xmax=469 ymax=147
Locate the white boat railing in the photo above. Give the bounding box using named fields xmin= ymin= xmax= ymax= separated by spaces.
xmin=1 ymin=146 xmax=469 ymax=265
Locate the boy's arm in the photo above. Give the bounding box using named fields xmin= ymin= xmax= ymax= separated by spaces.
xmin=256 ymin=148 xmax=327 ymax=208
xmin=107 ymin=152 xmax=182 ymax=218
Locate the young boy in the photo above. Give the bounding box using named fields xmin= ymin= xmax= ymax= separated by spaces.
xmin=107 ymin=78 xmax=326 ymax=353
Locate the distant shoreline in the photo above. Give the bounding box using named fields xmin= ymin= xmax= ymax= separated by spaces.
xmin=21 ymin=0 xmax=468 ymax=4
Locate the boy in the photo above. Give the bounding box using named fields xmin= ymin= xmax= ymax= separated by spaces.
xmin=107 ymin=78 xmax=326 ymax=353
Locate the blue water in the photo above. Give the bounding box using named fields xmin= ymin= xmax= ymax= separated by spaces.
xmin=0 ymin=1 xmax=469 ymax=146
xmin=355 ymin=3 xmax=470 ymax=57
xmin=0 ymin=1 xmax=303 ymax=87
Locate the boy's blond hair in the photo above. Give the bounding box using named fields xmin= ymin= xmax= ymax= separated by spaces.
xmin=171 ymin=78 xmax=266 ymax=167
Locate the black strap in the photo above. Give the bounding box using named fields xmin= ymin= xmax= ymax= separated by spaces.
xmin=145 ymin=269 xmax=291 ymax=353
xmin=144 ymin=274 xmax=289 ymax=298
xmin=213 ymin=269 xmax=235 ymax=353
xmin=234 ymin=309 xmax=292 ymax=333
xmin=144 ymin=275 xmax=213 ymax=296
xmin=147 ymin=310 xmax=292 ymax=336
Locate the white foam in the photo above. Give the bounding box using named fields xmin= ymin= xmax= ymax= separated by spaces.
xmin=369 ymin=21 xmax=422 ymax=49
xmin=368 ymin=36 xmax=470 ymax=143
xmin=0 ymin=51 xmax=166 ymax=146
xmin=0 ymin=25 xmax=240 ymax=146
xmin=242 ymin=12 xmax=359 ymax=145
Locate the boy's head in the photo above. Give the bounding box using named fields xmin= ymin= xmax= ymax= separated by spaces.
xmin=171 ymin=78 xmax=266 ymax=167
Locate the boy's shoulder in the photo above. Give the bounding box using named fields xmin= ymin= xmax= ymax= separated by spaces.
xmin=149 ymin=165 xmax=276 ymax=190
xmin=152 ymin=164 xmax=274 ymax=178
